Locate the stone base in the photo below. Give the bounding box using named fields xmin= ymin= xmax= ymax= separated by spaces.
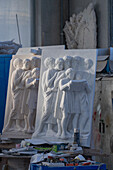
xmin=31 ymin=134 xmax=90 ymax=147
xmin=2 ymin=131 xmax=32 ymax=139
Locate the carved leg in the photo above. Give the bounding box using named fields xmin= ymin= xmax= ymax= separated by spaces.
xmin=3 ymin=119 xmax=14 ymax=132
xmin=56 ymin=119 xmax=62 ymax=137
xmin=60 ymin=111 xmax=69 ymax=139
xmin=80 ymin=112 xmax=89 ymax=135
xmin=16 ymin=120 xmax=22 ymax=131
xmin=31 ymin=110 xmax=36 ymax=130
xmin=67 ymin=113 xmax=75 ymax=134
xmin=37 ymin=123 xmax=43 ymax=134
xmin=37 ymin=111 xmax=50 ymax=134
xmin=23 ymin=115 xmax=28 ymax=132
xmin=3 ymin=109 xmax=16 ymax=132
xmin=46 ymin=124 xmax=56 ymax=136
xmin=27 ymin=111 xmax=35 ymax=133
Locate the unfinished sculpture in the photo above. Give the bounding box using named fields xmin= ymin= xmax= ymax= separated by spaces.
xmin=33 ymin=49 xmax=97 ymax=147
xmin=3 ymin=56 xmax=40 ymax=138
xmin=63 ymin=3 xmax=96 ymax=49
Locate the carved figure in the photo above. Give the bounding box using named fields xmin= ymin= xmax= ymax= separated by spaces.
xmin=54 ymin=56 xmax=72 ymax=136
xmin=58 ymin=68 xmax=75 ymax=139
xmin=20 ymin=59 xmax=31 ymax=130
xmin=21 ymin=57 xmax=41 ymax=126
xmin=4 ymin=58 xmax=24 ymax=131
xmin=73 ymin=72 xmax=91 ymax=135
xmin=25 ymin=68 xmax=40 ymax=133
xmin=41 ymin=57 xmax=55 ymax=95
xmin=36 ymin=57 xmax=58 ymax=135
xmin=4 ymin=58 xmax=32 ymax=132
xmin=58 ymin=68 xmax=91 ymax=139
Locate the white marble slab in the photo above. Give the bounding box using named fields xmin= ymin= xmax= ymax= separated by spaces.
xmin=2 ymin=54 xmax=41 ymax=139
xmin=32 ymin=49 xmax=97 ymax=147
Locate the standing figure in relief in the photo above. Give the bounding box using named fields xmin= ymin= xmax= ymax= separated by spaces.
xmin=59 ymin=68 xmax=75 ymax=139
xmin=4 ymin=58 xmax=24 ymax=131
xmin=59 ymin=68 xmax=91 ymax=139
xmin=22 ymin=57 xmax=41 ymax=132
xmin=20 ymin=59 xmax=31 ymax=132
xmin=41 ymin=57 xmax=55 ymax=97
xmin=25 ymin=68 xmax=40 ymax=133
xmin=72 ymin=72 xmax=91 ymax=135
xmin=54 ymin=56 xmax=72 ymax=137
xmin=35 ymin=57 xmax=58 ymax=135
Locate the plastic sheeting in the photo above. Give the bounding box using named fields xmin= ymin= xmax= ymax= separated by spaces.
xmin=0 ymin=55 xmax=12 ymax=133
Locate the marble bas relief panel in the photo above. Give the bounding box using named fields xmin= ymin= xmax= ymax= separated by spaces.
xmin=2 ymin=55 xmax=41 ymax=138
xmin=32 ymin=49 xmax=97 ymax=147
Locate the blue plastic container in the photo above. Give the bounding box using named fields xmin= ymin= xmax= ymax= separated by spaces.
xmin=30 ymin=163 xmax=106 ymax=170
xmin=0 ymin=54 xmax=12 ymax=133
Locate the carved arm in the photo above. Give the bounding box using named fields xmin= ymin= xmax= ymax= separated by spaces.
xmin=26 ymin=78 xmax=35 ymax=88
xmin=46 ymin=72 xmax=57 ymax=88
xmin=59 ymin=79 xmax=71 ymax=91
xmin=54 ymin=73 xmax=65 ymax=88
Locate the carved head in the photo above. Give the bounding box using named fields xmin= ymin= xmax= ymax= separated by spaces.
xmin=65 ymin=68 xmax=75 ymax=80
xmin=55 ymin=58 xmax=64 ymax=71
xmin=32 ymin=68 xmax=40 ymax=78
xmin=23 ymin=59 xmax=31 ymax=70
xmin=31 ymin=57 xmax=41 ymax=69
xmin=44 ymin=57 xmax=55 ymax=69
xmin=63 ymin=56 xmax=72 ymax=70
xmin=13 ymin=58 xmax=23 ymax=69
xmin=84 ymin=58 xmax=93 ymax=70
xmin=72 ymin=56 xmax=84 ymax=69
